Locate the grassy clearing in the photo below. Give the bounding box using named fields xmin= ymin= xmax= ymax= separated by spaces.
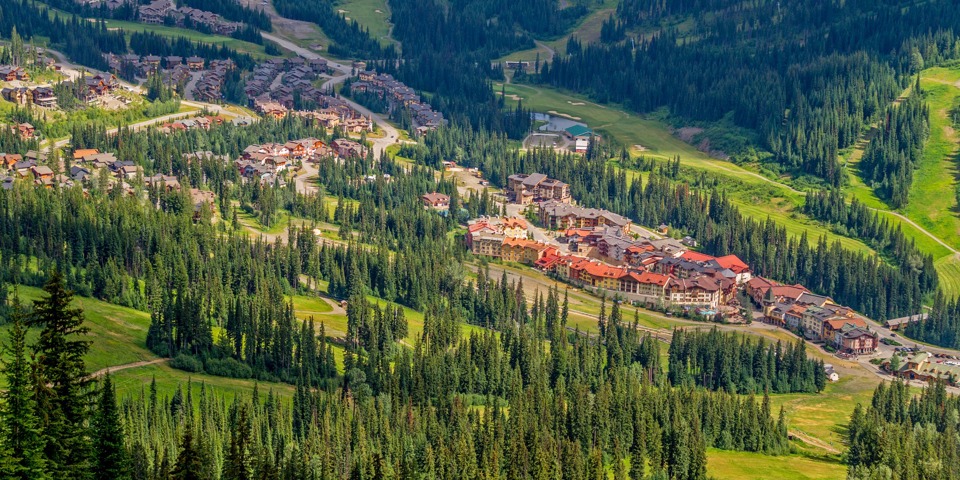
xmin=900 ymin=74 xmax=960 ymax=251
xmin=289 ymin=294 xmax=334 ymax=314
xmin=707 ymin=449 xmax=846 ymax=480
xmin=111 ymin=362 xmax=295 ymax=404
xmin=935 ymin=255 xmax=960 ymax=298
xmin=103 ymin=20 xmax=273 ymax=58
xmin=336 ymin=0 xmax=395 ymax=46
xmin=0 ymin=286 xmax=157 ymax=374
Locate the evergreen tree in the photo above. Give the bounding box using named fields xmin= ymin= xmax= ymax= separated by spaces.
xmin=171 ymin=430 xmax=205 ymax=480
xmin=30 ymin=271 xmax=93 ymax=479
xmin=93 ymin=375 xmax=129 ymax=480
xmin=0 ymin=297 xmax=48 ymax=480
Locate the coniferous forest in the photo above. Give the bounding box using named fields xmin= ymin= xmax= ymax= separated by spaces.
xmin=535 ymin=0 xmax=960 ymax=186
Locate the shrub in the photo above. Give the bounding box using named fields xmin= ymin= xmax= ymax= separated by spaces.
xmin=204 ymin=357 xmax=253 ymax=379
xmin=170 ymin=353 xmax=204 ymax=373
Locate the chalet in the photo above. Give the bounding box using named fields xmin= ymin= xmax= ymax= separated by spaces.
xmin=421 ymin=192 xmax=450 ymax=208
xmin=145 ymin=174 xmax=181 ymax=191
xmin=31 ymin=87 xmax=57 ymax=108
xmin=17 ymin=123 xmax=35 ymax=139
xmin=187 ymin=56 xmax=205 ymax=71
xmin=332 ymin=138 xmax=365 ymax=159
xmin=165 ymin=56 xmax=183 ymax=69
xmin=30 ymin=165 xmax=54 ymax=182
xmin=0 ymin=66 xmax=27 ymax=81
xmin=507 ymin=173 xmax=571 ymax=204
xmin=1 ymin=87 xmax=31 ymax=105
xmin=70 ymin=166 xmax=93 ymax=182
xmin=501 ymin=238 xmax=556 ymax=266
xmin=256 ymin=100 xmax=287 ymax=119
xmin=538 ymin=201 xmax=631 ymax=232
xmin=139 ymin=0 xmax=174 ymax=24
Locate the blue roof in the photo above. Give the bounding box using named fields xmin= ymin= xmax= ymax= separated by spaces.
xmin=565 ymin=125 xmax=593 ymax=137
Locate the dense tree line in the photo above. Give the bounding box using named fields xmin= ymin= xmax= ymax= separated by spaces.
xmin=179 ymin=0 xmax=272 ymax=32
xmin=272 ymin=0 xmax=395 ymax=59
xmin=668 ymin=328 xmax=827 ymax=394
xmin=537 ymin=0 xmax=960 ymax=186
xmin=401 ymin=126 xmax=937 ymax=320
xmin=803 ymin=189 xmax=935 ymax=282
xmin=859 ymin=85 xmax=930 ymax=208
xmin=905 ymin=291 xmax=960 ymax=350
xmin=847 ymin=380 xmax=960 ymax=479
xmin=128 ymin=32 xmax=256 ymax=70
xmin=0 ymin=1 xmax=127 ymax=70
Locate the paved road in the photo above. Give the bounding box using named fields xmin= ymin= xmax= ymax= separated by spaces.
xmin=260 ymin=32 xmax=401 ymax=158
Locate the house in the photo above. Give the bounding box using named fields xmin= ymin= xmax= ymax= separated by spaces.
xmin=421 ymin=192 xmax=450 ymax=208
xmin=564 ymin=124 xmax=594 ymax=153
xmin=836 ymin=326 xmax=878 ymax=354
xmin=256 ymin=100 xmax=287 ymax=119
xmin=898 ymin=352 xmax=960 ymax=385
xmin=507 ymin=173 xmax=571 ymax=204
xmin=824 ymin=364 xmax=839 ymax=382
xmin=17 ymin=123 xmax=35 ymax=139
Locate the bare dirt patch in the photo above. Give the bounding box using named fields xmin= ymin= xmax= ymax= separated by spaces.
xmin=675 ymin=126 xmax=703 ymax=143
xmin=633 ymin=144 xmax=647 ymax=151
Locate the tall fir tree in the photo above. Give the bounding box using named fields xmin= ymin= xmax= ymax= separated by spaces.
xmin=30 ymin=272 xmax=93 ymax=479
xmin=0 ymin=297 xmax=48 ymax=480
xmin=93 ymin=375 xmax=129 ymax=480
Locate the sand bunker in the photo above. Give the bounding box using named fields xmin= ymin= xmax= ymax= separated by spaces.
xmin=547 ymin=110 xmax=582 ymax=121
xmin=633 ymin=144 xmax=647 ymax=151
xmin=567 ymin=101 xmax=585 ymax=106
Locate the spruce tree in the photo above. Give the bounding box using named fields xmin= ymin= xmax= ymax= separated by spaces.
xmin=30 ymin=271 xmax=93 ymax=479
xmin=93 ymin=375 xmax=129 ymax=480
xmin=222 ymin=405 xmax=251 ymax=480
xmin=0 ymin=297 xmax=48 ymax=480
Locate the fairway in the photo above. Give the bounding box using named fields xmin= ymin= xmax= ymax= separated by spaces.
xmin=104 ymin=20 xmax=272 ymax=58
xmin=900 ymin=71 xmax=960 ymax=251
xmin=336 ymin=0 xmax=395 ymax=47
xmin=935 ymin=254 xmax=960 ymax=298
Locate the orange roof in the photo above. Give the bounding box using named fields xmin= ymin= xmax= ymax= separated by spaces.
xmin=626 ymin=244 xmax=655 ymax=254
xmin=564 ymin=228 xmax=594 ymax=238
xmin=747 ymin=276 xmax=778 ymax=289
xmin=73 ymin=148 xmax=99 ymax=159
xmin=680 ymin=251 xmax=716 ymax=263
xmin=716 ymin=254 xmax=750 ymax=273
xmin=468 ymin=222 xmax=495 ymax=233
xmin=769 ymin=285 xmax=809 ymax=300
xmin=824 ymin=317 xmax=867 ymax=331
xmin=502 ymin=217 xmax=528 ymax=229
xmin=576 ymin=261 xmax=628 ymax=279
xmin=627 ymin=271 xmax=669 ymax=286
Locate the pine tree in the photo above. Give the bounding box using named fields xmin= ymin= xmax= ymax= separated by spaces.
xmin=171 ymin=430 xmax=205 ymax=480
xmin=0 ymin=297 xmax=48 ymax=480
xmin=93 ymin=375 xmax=129 ymax=480
xmin=222 ymin=404 xmax=251 ymax=480
xmin=30 ymin=271 xmax=93 ymax=479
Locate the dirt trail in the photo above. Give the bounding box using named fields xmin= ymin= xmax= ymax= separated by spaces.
xmin=790 ymin=430 xmax=842 ymax=455
xmin=88 ymin=358 xmax=169 ymax=379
